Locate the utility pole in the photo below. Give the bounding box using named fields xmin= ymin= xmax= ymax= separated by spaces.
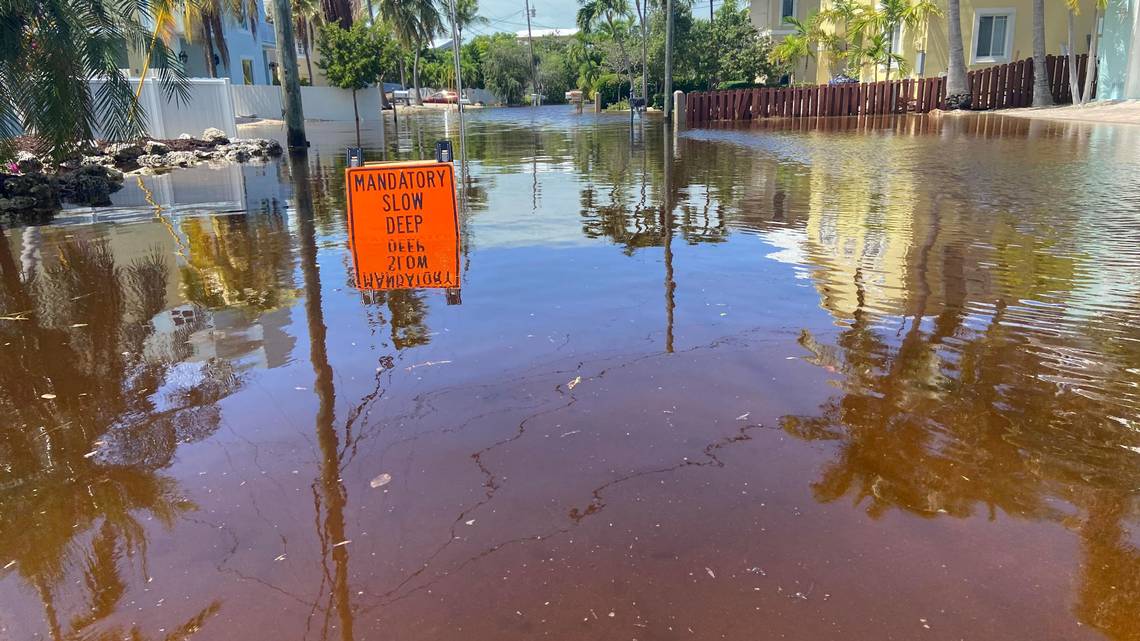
xmin=664 ymin=0 xmax=674 ymax=121
xmin=709 ymin=0 xmax=716 ymax=90
xmin=524 ymin=0 xmax=540 ymax=105
xmin=271 ymin=0 xmax=307 ymax=149
xmin=448 ymin=0 xmax=467 ymax=181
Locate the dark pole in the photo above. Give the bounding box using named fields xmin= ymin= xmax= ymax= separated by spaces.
xmin=524 ymin=0 xmax=540 ymax=105
xmin=271 ymin=0 xmax=307 ymax=149
xmin=709 ymin=0 xmax=716 ymax=90
xmin=664 ymin=0 xmax=674 ymax=121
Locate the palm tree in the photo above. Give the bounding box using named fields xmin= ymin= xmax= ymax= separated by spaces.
xmin=381 ymin=0 xmax=443 ymax=105
xmin=1081 ymin=0 xmax=1107 ymax=104
xmin=819 ymin=0 xmax=863 ymax=76
xmin=454 ymin=0 xmax=487 ymax=43
xmin=945 ymin=0 xmax=969 ymax=106
xmin=771 ymin=16 xmax=819 ymax=83
xmin=568 ymin=31 xmax=604 ymax=95
xmin=1066 ymin=0 xmax=1108 ymax=104
xmin=0 ymin=0 xmax=187 ymax=160
xmin=858 ymin=0 xmax=940 ymax=82
xmin=578 ymin=0 xmax=636 ymax=106
xmin=1031 ymin=0 xmax=1053 ymax=105
xmin=294 ymin=0 xmax=325 ymax=83
xmin=633 ymin=0 xmax=648 ymax=104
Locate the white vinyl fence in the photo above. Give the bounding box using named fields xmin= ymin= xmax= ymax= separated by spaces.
xmin=89 ymin=77 xmax=237 ymax=140
xmin=232 ymin=85 xmax=383 ymax=121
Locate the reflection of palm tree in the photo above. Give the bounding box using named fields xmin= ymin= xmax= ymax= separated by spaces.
xmin=0 ymin=230 xmax=232 ymax=640
xmin=290 ymin=152 xmax=356 ymax=641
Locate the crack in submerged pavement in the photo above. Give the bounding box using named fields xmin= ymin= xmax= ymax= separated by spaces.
xmin=356 ymin=330 xmax=788 ymax=615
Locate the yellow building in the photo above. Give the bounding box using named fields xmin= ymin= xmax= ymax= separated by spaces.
xmin=750 ymin=0 xmax=1098 ymax=85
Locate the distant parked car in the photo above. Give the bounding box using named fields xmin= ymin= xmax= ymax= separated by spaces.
xmin=425 ymin=90 xmax=459 ymax=104
xmin=391 ymin=89 xmax=412 ymax=105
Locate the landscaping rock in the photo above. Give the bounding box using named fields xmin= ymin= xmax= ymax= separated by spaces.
xmin=136 ymin=154 xmax=167 ymax=169
xmin=144 ymin=140 xmax=170 ymax=155
xmin=0 ymin=172 xmax=59 ymax=217
xmin=194 ymin=149 xmax=220 ymax=160
xmin=224 ymin=147 xmax=251 ymax=162
xmin=81 ymin=154 xmax=117 ymax=167
xmin=178 ymin=133 xmax=194 ymax=140
xmin=15 ymin=151 xmax=43 ymax=174
xmin=202 ymin=128 xmax=229 ymax=144
xmin=103 ymin=142 xmax=145 ymax=163
xmin=164 ymin=151 xmax=197 ymax=167
xmin=56 ymin=165 xmax=123 ymax=207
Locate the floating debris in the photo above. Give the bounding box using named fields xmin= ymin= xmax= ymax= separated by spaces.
xmin=2 ymin=560 xmax=15 ymax=569
xmin=568 ymin=376 xmax=582 ymax=390
xmin=560 ymin=430 xmax=581 ymax=438
xmin=735 ymin=413 xmax=750 ymax=421
xmin=274 ymin=554 xmax=287 ymax=562
xmin=40 ymin=393 xmax=57 ymax=400
xmin=705 ymin=567 xmax=716 ymax=578
xmin=406 ymin=360 xmax=452 ymax=371
xmin=370 ymin=473 xmax=392 ymax=488
xmin=332 ymin=540 xmax=351 ymax=548
xmin=465 ymin=519 xmax=476 ymax=526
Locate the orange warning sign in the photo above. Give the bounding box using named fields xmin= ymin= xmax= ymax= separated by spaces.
xmin=345 ymin=160 xmax=461 ymax=291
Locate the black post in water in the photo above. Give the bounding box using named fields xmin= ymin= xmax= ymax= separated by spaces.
xmin=435 ymin=140 xmax=462 ymax=306
xmin=434 ymin=140 xmax=454 ymax=163
xmin=346 ymin=147 xmax=364 ymax=168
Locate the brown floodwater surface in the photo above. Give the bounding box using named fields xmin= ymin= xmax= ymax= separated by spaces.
xmin=2 ymin=110 xmax=1140 ymax=641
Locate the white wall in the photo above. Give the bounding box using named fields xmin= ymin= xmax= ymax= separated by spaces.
xmin=232 ymin=85 xmax=383 ymax=121
xmin=89 ymin=77 xmax=237 ymax=140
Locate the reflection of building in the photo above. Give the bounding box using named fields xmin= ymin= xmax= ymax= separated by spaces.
xmin=751 ymin=0 xmax=1096 ymax=84
xmin=153 ymin=305 xmax=296 ymax=370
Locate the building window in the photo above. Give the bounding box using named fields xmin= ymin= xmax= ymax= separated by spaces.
xmin=973 ymin=10 xmax=1014 ymax=63
xmin=242 ymin=59 xmax=255 ymax=85
xmin=781 ymin=0 xmax=795 ymax=21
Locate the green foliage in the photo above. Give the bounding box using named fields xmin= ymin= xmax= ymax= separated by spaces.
xmin=594 ymin=72 xmax=627 ymax=106
xmin=481 ymin=35 xmax=530 ymax=105
xmin=316 ymin=22 xmax=397 ymax=91
xmin=538 ymin=49 xmax=575 ymax=104
xmin=1 ymin=0 xmax=188 ymax=161
xmin=717 ymin=80 xmax=762 ymax=90
xmin=709 ymin=0 xmax=782 ymax=84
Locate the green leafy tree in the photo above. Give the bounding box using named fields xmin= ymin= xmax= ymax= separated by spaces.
xmin=481 ymin=34 xmax=530 ymax=104
xmin=316 ymin=22 xmax=397 ymax=144
xmin=711 ymin=0 xmax=780 ymax=84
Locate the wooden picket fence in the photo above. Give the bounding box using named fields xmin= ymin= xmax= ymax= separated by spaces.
xmin=686 ymin=54 xmax=1093 ymax=126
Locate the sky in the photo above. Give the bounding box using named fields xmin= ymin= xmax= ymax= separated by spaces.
xmin=469 ymin=0 xmax=579 ymax=38
xmin=469 ymin=0 xmax=724 ymax=39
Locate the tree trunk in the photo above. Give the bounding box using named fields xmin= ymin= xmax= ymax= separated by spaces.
xmin=1082 ymin=6 xmax=1100 ymax=104
xmin=1032 ymin=0 xmax=1053 ymax=106
xmin=271 ymin=0 xmax=307 ymax=148
xmin=945 ymin=0 xmax=969 ymax=101
xmin=304 ymin=36 xmax=314 ymax=84
xmin=352 ymin=88 xmax=360 ymax=146
xmin=204 ymin=29 xmax=217 ymax=78
xmin=885 ymin=34 xmax=893 ymax=83
xmin=413 ymin=47 xmax=423 ymax=106
xmin=1067 ymin=10 xmax=1081 ymax=102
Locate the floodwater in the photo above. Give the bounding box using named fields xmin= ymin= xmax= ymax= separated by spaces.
xmin=2 ymin=108 xmax=1139 ymax=641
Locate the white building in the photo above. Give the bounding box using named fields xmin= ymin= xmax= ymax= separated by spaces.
xmin=125 ymin=0 xmax=280 ymax=86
